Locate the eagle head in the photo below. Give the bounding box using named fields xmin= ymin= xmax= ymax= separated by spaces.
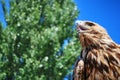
xmin=75 ymin=20 xmax=112 ymax=49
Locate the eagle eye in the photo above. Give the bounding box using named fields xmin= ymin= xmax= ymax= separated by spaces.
xmin=86 ymin=22 xmax=95 ymax=26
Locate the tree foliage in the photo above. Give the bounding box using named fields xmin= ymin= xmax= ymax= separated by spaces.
xmin=0 ymin=0 xmax=80 ymax=80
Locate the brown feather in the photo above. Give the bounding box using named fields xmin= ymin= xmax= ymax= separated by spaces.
xmin=73 ymin=59 xmax=84 ymax=80
xmin=73 ymin=20 xmax=120 ymax=80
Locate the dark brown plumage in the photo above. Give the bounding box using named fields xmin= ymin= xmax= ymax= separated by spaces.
xmin=73 ymin=20 xmax=120 ymax=80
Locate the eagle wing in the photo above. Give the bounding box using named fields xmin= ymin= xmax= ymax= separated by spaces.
xmin=73 ymin=58 xmax=84 ymax=80
xmin=73 ymin=42 xmax=120 ymax=80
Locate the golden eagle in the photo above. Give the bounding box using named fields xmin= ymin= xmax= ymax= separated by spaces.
xmin=73 ymin=20 xmax=120 ymax=80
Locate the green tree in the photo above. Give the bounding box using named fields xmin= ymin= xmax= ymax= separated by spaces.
xmin=0 ymin=0 xmax=81 ymax=80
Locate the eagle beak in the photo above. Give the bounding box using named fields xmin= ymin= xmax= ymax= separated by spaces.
xmin=75 ymin=20 xmax=88 ymax=33
xmin=75 ymin=20 xmax=82 ymax=26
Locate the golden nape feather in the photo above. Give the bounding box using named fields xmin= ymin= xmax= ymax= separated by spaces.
xmin=73 ymin=20 xmax=120 ymax=80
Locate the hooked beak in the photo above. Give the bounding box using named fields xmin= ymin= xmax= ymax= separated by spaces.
xmin=75 ymin=20 xmax=88 ymax=33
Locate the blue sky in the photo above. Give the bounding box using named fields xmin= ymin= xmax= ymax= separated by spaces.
xmin=0 ymin=1 xmax=7 ymax=27
xmin=0 ymin=0 xmax=10 ymax=27
xmin=74 ymin=0 xmax=120 ymax=44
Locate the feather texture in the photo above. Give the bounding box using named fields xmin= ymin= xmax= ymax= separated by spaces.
xmin=73 ymin=20 xmax=120 ymax=80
